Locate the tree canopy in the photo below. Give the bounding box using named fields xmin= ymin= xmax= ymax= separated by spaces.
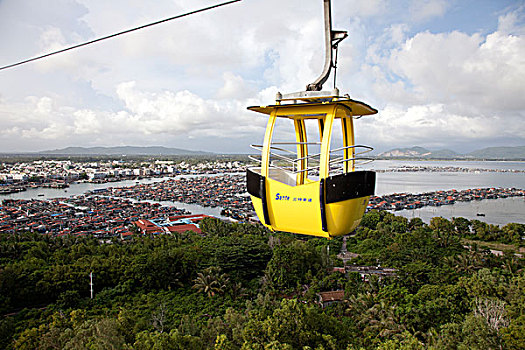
xmin=1 ymin=215 xmax=523 ymax=349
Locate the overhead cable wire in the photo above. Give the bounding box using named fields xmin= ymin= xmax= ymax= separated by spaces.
xmin=0 ymin=0 xmax=242 ymax=71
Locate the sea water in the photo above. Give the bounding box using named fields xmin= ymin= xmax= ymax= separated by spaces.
xmin=366 ymin=160 xmax=525 ymax=225
xmin=1 ymin=161 xmax=524 ymax=225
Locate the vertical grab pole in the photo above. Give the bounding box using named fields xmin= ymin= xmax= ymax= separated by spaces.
xmin=260 ymin=110 xmax=277 ymax=226
xmin=319 ymin=106 xmax=337 ymax=233
xmin=341 ymin=108 xmax=355 ymax=173
xmin=318 ymin=118 xmax=325 ymax=140
xmin=294 ymin=119 xmax=307 ymax=185
xmin=261 ymin=110 xmax=277 ymax=178
xmin=319 ymin=106 xmax=336 ymax=179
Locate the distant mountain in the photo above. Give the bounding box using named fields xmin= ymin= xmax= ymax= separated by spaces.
xmin=378 ymin=146 xmax=460 ymax=159
xmin=378 ymin=146 xmax=432 ymax=158
xmin=377 ymin=145 xmax=525 ymax=160
xmin=425 ymin=149 xmax=460 ymax=158
xmin=466 ymin=146 xmax=525 ymax=159
xmin=39 ymin=146 xmax=212 ymax=156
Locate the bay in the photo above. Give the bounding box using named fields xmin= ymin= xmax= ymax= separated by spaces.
xmin=375 ymin=172 xmax=524 ymax=196
xmin=1 ymin=161 xmax=524 ymax=225
xmin=394 ymin=197 xmax=524 ymax=226
xmin=0 ymin=174 xmax=234 ymax=219
xmin=365 ymin=160 xmax=525 ymax=225
xmin=364 ymin=159 xmax=525 ymax=172
xmin=0 ymin=177 xmax=171 ymax=200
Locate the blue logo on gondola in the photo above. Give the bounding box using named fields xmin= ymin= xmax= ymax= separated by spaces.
xmin=276 ymin=193 xmax=312 ymax=203
xmin=275 ymin=193 xmax=290 ymax=201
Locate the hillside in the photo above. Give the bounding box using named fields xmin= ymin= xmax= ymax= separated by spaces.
xmin=0 ymin=215 xmax=523 ymax=349
xmin=378 ymin=145 xmax=525 ymax=160
xmin=38 ymin=146 xmax=212 ymax=156
xmin=467 ymin=146 xmax=525 ymax=159
xmin=378 ymin=146 xmax=459 ymax=159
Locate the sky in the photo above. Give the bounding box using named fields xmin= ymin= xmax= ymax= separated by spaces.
xmin=0 ymin=0 xmax=524 ymax=154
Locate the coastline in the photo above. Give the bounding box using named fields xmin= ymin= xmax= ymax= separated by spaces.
xmin=2 ymin=160 xmax=525 ymax=233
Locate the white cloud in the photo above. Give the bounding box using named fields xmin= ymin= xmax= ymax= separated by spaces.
xmin=386 ymin=29 xmax=525 ymax=110
xmin=73 ymin=110 xmax=103 ymax=135
xmin=114 ymin=81 xmax=256 ymax=137
xmin=0 ymin=0 xmax=523 ymax=153
xmin=497 ymin=6 xmax=525 ymax=36
xmin=216 ymin=72 xmax=256 ymax=100
xmin=409 ymin=0 xmax=449 ymax=22
xmin=351 ymin=6 xmax=525 ymax=151
xmin=360 ymin=103 xmax=525 ymax=148
xmin=39 ymin=27 xmax=67 ymax=52
xmin=0 ymin=79 xmax=269 ymax=152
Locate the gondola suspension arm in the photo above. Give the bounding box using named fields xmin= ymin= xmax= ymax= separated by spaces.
xmin=306 ymin=0 xmax=348 ymax=91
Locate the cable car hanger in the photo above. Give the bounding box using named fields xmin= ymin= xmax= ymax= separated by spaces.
xmin=246 ymin=0 xmax=377 ymax=239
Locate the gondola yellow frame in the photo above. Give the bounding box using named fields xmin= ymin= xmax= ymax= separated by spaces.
xmin=247 ymin=95 xmax=377 ymax=238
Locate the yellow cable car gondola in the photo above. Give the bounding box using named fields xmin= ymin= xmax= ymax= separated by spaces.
xmin=246 ymin=0 xmax=377 ymax=238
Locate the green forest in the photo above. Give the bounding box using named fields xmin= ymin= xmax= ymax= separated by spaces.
xmin=0 ymin=212 xmax=524 ymax=349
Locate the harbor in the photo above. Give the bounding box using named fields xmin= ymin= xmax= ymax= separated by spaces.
xmin=1 ymin=175 xmax=524 ymax=238
xmin=88 ymin=174 xmax=252 ymax=221
xmin=368 ymin=187 xmax=525 ymax=211
xmin=1 ymin=160 xmax=525 ymax=237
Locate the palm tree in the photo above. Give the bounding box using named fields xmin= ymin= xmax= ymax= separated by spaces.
xmin=364 ymin=301 xmax=406 ymax=338
xmin=192 ymin=271 xmax=219 ymax=297
xmin=346 ymin=295 xmax=406 ymax=339
xmin=192 ymin=266 xmax=229 ymax=297
xmin=501 ymin=254 xmax=520 ymax=276
xmin=446 ymin=247 xmax=485 ymax=274
xmin=229 ymin=281 xmax=245 ymax=300
xmin=212 ymin=267 xmax=230 ymax=295
xmin=345 ymin=292 xmax=375 ymax=317
xmin=445 ymin=253 xmax=475 ymax=274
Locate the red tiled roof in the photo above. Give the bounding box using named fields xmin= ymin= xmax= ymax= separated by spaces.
xmin=166 ymin=224 xmax=201 ymax=234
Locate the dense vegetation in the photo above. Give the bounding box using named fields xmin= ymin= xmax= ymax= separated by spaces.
xmin=0 ymin=213 xmax=523 ymax=349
